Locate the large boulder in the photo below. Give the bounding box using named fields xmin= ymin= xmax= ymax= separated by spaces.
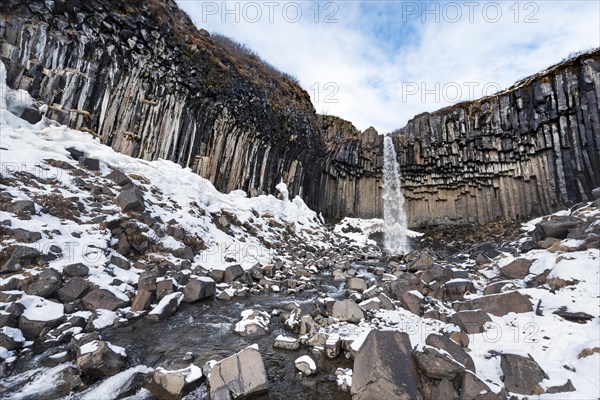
xmin=18 ymin=298 xmax=65 ymax=339
xmin=461 ymin=371 xmax=501 ymax=400
xmin=56 ymin=278 xmax=91 ymax=303
xmin=414 ymin=347 xmax=465 ymax=380
xmin=332 ymin=300 xmax=365 ymax=323
xmin=234 ymin=310 xmax=270 ymax=337
xmin=348 ymin=277 xmax=368 ymax=292
xmin=24 ymin=268 xmax=63 ymax=297
xmin=63 ymin=263 xmax=89 ymax=277
xmin=105 ymin=169 xmax=132 ymax=186
xmin=451 ymin=310 xmax=492 ymax=334
xmin=460 ymin=291 xmax=532 ymax=316
xmin=1 ymin=245 xmax=41 ymax=273
xmin=209 ymin=345 xmax=269 ymax=399
xmin=148 ymin=292 xmax=184 ymax=321
xmin=500 ymin=353 xmax=547 ymax=395
xmin=388 ymin=274 xmax=424 ymax=300
xmin=532 ymin=215 xmax=582 ymax=241
xmin=351 ymin=330 xmax=421 ymax=400
xmin=223 ymin=264 xmax=244 ymax=282
xmin=500 ymin=259 xmax=533 ymax=279
xmin=182 ymin=277 xmax=216 ymax=303
xmin=143 ymin=365 xmax=203 ymax=400
xmin=116 ymin=188 xmax=145 ymax=212
xmin=77 ymin=340 xmax=127 ymax=377
xmin=12 ymin=228 xmax=42 ymax=243
xmin=82 ymin=289 xmax=130 ymax=311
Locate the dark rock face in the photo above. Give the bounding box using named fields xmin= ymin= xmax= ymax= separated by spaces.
xmin=460 ymin=291 xmax=533 ymax=316
xmin=24 ymin=268 xmax=63 ymax=297
xmin=1 ymin=0 xmax=598 ymax=224
xmin=77 ymin=341 xmax=127 ymax=377
xmin=351 ymin=330 xmax=422 ymax=399
xmin=500 ymin=353 xmax=547 ymax=395
xmin=82 ymin=289 xmax=131 ymax=311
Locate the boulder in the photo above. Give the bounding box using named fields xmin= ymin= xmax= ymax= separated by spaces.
xmin=77 ymin=340 xmax=127 ymax=377
xmin=156 ymin=279 xmax=174 ymax=300
xmin=1 ymin=245 xmax=41 ymax=273
xmin=444 ymin=279 xmax=476 ymax=301
xmin=407 ymin=251 xmax=435 ymax=271
xmin=388 ymin=274 xmax=424 ymax=300
xmin=414 ymin=346 xmax=465 ymax=380
xmin=56 ymin=278 xmax=91 ymax=303
xmin=148 ymin=292 xmax=184 ymax=321
xmin=182 ymin=277 xmax=216 ymax=303
xmin=79 ymin=157 xmax=100 ymax=171
xmin=24 ymin=268 xmax=63 ymax=297
xmin=82 ymin=289 xmax=130 ymax=311
xmin=111 ymin=255 xmax=131 ymax=270
xmin=234 ymin=310 xmax=270 ymax=337
xmin=425 ymin=334 xmax=475 ymax=372
xmin=500 ymin=259 xmax=533 ymax=279
xmin=19 ymin=299 xmax=65 ymax=339
xmin=324 ymin=334 xmax=341 ymax=358
xmin=0 ymin=326 xmax=25 ymax=350
xmin=348 ymin=277 xmax=368 ymax=292
xmin=12 ymin=228 xmax=42 ymax=243
xmin=402 ymin=290 xmax=423 ymax=315
xmin=500 ymin=353 xmax=547 ymax=395
xmin=105 ymin=169 xmax=132 ymax=186
xmin=9 ymin=200 xmax=36 ymax=214
xmin=352 ymin=330 xmax=421 ymax=399
xmin=117 ymin=188 xmax=145 ymax=212
xmin=460 ymin=291 xmax=532 ymax=316
xmin=273 ymin=335 xmax=300 ymax=351
xmin=295 ymin=355 xmax=316 ymax=376
xmin=451 ymin=310 xmax=492 ymax=334
xmin=532 ymin=215 xmax=582 ymax=241
xmin=131 ymin=288 xmax=154 ymax=312
xmin=63 ymin=263 xmax=89 ymax=277
xmin=460 ymin=371 xmax=500 ymax=400
xmin=143 ymin=365 xmax=203 ymax=400
xmin=223 ymin=264 xmax=244 ymax=282
xmin=332 ymin=300 xmax=365 ymax=323
xmin=432 ymin=378 xmax=457 ymax=400
xmin=209 ymin=345 xmax=269 ymax=399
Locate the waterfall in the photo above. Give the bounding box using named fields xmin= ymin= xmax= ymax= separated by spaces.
xmin=383 ymin=135 xmax=410 ymax=254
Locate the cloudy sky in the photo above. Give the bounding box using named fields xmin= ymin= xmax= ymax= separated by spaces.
xmin=178 ymin=0 xmax=600 ymax=133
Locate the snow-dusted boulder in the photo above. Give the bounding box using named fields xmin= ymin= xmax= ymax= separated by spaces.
xmin=209 ymin=345 xmax=269 ymax=399
xmin=295 ymin=355 xmax=316 ymax=376
xmin=77 ymin=340 xmax=127 ymax=377
xmin=182 ymin=277 xmax=215 ymax=303
xmin=234 ymin=310 xmax=270 ymax=337
xmin=148 ymin=292 xmax=184 ymax=321
xmin=143 ymin=364 xmax=203 ymax=400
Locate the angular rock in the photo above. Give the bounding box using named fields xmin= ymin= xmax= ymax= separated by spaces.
xmin=1 ymin=245 xmax=41 ymax=273
xmin=77 ymin=340 xmax=127 ymax=377
xmin=24 ymin=268 xmax=63 ymax=297
xmin=131 ymin=288 xmax=154 ymax=312
xmin=425 ymin=334 xmax=476 ymax=372
xmin=402 ymin=290 xmax=423 ymax=315
xmin=156 ymin=279 xmax=174 ymax=300
xmin=111 ymin=255 xmax=131 ymax=270
xmin=274 ymin=335 xmax=300 ymax=351
xmin=351 ymin=330 xmax=421 ymax=400
xmin=500 ymin=259 xmax=533 ymax=279
xmin=56 ymin=277 xmax=91 ymax=303
xmin=432 ymin=378 xmax=457 ymax=400
xmin=533 ymin=215 xmax=582 ymax=241
xmin=451 ymin=310 xmax=492 ymax=334
xmin=460 ymin=291 xmax=532 ymax=316
xmin=82 ymin=289 xmax=130 ymax=311
xmin=234 ymin=310 xmax=270 ymax=337
xmin=348 ymin=277 xmax=368 ymax=292
xmin=105 ymin=169 xmax=132 ymax=186
xmin=444 ymin=279 xmax=476 ymax=301
xmin=19 ymin=299 xmax=65 ymax=339
xmin=407 ymin=251 xmax=435 ymax=272
xmin=223 ymin=264 xmax=244 ymax=283
xmin=500 ymin=353 xmax=547 ymax=395
xmin=461 ymin=371 xmax=500 ymax=400
xmin=12 ymin=228 xmax=42 ymax=243
xmin=414 ymin=346 xmax=465 ymax=380
xmin=148 ymin=292 xmax=184 ymax=321
xmin=143 ymin=365 xmax=203 ymax=400
xmin=209 ymin=345 xmax=269 ymax=399
xmin=9 ymin=200 xmax=36 ymax=214
xmin=0 ymin=327 xmax=26 ymax=350
xmin=182 ymin=277 xmax=215 ymax=303
xmin=117 ymin=188 xmax=145 ymax=212
xmin=331 ymin=300 xmax=365 ymax=323
xmin=79 ymin=157 xmax=100 ymax=171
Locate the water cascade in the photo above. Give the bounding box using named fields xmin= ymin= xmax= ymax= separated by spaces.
xmin=383 ymin=135 xmax=410 ymax=254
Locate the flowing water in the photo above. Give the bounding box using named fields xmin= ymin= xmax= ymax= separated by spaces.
xmin=382 ymin=136 xmax=410 ymax=255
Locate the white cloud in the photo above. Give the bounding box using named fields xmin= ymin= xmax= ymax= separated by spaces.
xmin=177 ymin=0 xmax=600 ymax=133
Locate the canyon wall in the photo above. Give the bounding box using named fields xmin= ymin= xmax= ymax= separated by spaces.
xmin=1 ymin=0 xmax=598 ymax=226
xmin=393 ymin=54 xmax=600 ymax=227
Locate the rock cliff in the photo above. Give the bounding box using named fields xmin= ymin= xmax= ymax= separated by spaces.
xmin=392 ymin=52 xmax=600 ymax=227
xmin=1 ymin=0 xmax=598 ymax=226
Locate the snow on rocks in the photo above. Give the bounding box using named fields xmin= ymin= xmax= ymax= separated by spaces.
xmin=208 ymin=345 xmax=269 ymax=399
xmin=77 ymin=340 xmax=127 ymax=377
xmin=234 ymin=309 xmax=271 ymax=337
xmin=143 ymin=364 xmax=203 ymax=399
xmin=294 ymin=355 xmax=317 ymax=376
xmin=273 ymin=335 xmax=300 ymax=350
xmin=148 ymin=292 xmax=184 ymax=321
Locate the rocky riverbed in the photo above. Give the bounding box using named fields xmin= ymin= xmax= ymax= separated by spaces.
xmin=1 ymin=60 xmax=600 ymax=399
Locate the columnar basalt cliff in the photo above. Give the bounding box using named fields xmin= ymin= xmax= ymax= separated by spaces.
xmin=392 ymin=53 xmax=600 ymax=227
xmin=1 ymin=0 xmax=598 ymax=226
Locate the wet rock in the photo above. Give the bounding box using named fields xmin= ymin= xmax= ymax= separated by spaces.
xmin=182 ymin=277 xmax=215 ymax=303
xmin=63 ymin=263 xmax=89 ymax=277
xmin=131 ymin=288 xmax=154 ymax=312
xmin=500 ymin=353 xmax=547 ymax=395
xmin=351 ymin=330 xmax=421 ymax=400
xmin=143 ymin=364 xmax=203 ymax=400
xmin=12 ymin=228 xmax=42 ymax=243
xmin=295 ymin=355 xmax=317 ymax=376
xmin=500 ymin=259 xmax=533 ymax=279
xmin=24 ymin=268 xmax=63 ymax=297
xmin=331 ymin=300 xmax=365 ymax=323
xmin=414 ymin=346 xmax=465 ymax=380
xmin=117 ymin=188 xmax=145 ymax=212
xmin=209 ymin=345 xmax=269 ymax=399
xmin=1 ymin=245 xmax=41 ymax=273
xmin=451 ymin=310 xmax=492 ymax=334
xmin=425 ymin=334 xmax=475 ymax=372
xmin=347 ymin=277 xmax=368 ymax=292
xmin=234 ymin=309 xmax=270 ymax=336
xmin=56 ymin=277 xmax=91 ymax=303
xmin=82 ymin=288 xmax=130 ymax=311
xmin=223 ymin=264 xmax=244 ymax=282
xmin=274 ymin=335 xmax=300 ymax=350
xmin=460 ymin=291 xmax=532 ymax=316
xmin=79 ymin=157 xmax=100 ymax=171
xmin=148 ymin=292 xmax=184 ymax=321
xmin=77 ymin=340 xmax=127 ymax=377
